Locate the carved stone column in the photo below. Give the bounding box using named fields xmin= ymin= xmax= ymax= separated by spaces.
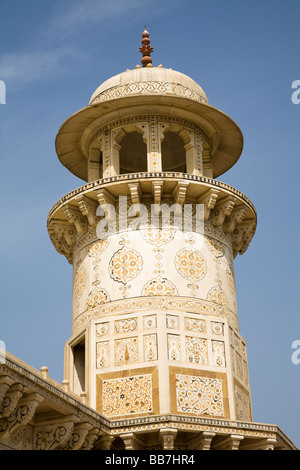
xmin=213 ymin=434 xmax=244 ymax=450
xmin=187 ymin=432 xmax=216 ymax=450
xmin=120 ymin=432 xmax=143 ymax=450
xmin=159 ymin=428 xmax=177 ymax=450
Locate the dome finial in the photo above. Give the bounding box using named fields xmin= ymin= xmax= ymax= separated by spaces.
xmin=139 ymin=26 xmax=153 ymax=67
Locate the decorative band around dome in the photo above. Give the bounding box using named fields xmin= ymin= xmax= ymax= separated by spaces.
xmin=89 ymin=79 xmax=209 ymax=106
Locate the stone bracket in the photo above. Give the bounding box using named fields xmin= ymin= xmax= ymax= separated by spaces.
xmin=81 ymin=427 xmax=99 ymax=450
xmin=172 ymin=180 xmax=189 ymax=205
xmin=128 ymin=182 xmax=142 ymax=205
xmin=96 ymin=188 xmax=116 ymax=207
xmin=0 ymin=392 xmax=44 ymax=440
xmin=48 ymin=219 xmax=76 ymax=263
xmin=34 ymin=414 xmax=80 ymax=450
xmin=0 ymin=383 xmax=25 ymax=418
xmin=152 ymin=180 xmax=164 ymax=209
xmin=231 ymin=219 xmax=256 ymax=257
xmin=223 ymin=205 xmax=247 ymax=233
xmin=63 ymin=204 xmax=88 ymax=234
xmin=212 ymin=195 xmax=236 ymax=226
xmin=59 ymin=422 xmax=93 ymax=450
xmin=197 ymin=188 xmax=220 ymax=220
xmin=76 ymin=195 xmax=99 ymax=228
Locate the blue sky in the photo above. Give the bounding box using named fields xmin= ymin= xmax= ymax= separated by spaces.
xmin=0 ymin=0 xmax=299 ymax=447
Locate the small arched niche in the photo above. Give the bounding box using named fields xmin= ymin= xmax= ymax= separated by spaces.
xmin=161 ymin=131 xmax=187 ymax=172
xmin=88 ymin=146 xmax=103 ymax=182
xmin=119 ymin=131 xmax=147 ymax=174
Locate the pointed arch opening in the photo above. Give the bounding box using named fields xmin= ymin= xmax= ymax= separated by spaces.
xmin=119 ymin=131 xmax=148 ymax=174
xmin=161 ymin=131 xmax=187 ymax=172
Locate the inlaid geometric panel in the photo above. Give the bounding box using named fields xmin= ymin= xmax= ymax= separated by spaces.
xmin=142 ymin=276 xmax=178 ymax=296
xmin=109 ymin=247 xmax=143 ymax=284
xmin=142 ymin=227 xmax=175 ymax=247
xmin=184 ymin=317 xmax=206 ymax=333
xmin=211 ymin=322 xmax=224 ymax=336
xmin=204 ymin=236 xmax=225 ymax=258
xmin=235 ymin=352 xmax=243 ymax=380
xmin=235 ymin=384 xmax=251 ymax=421
xmin=185 ymin=336 xmax=208 ymax=365
xmin=88 ymin=239 xmax=109 ymax=258
xmin=96 ymin=341 xmax=110 ymax=368
xmin=143 ymin=315 xmax=157 ymax=329
xmin=73 ymin=266 xmax=87 ymax=301
xmin=115 ymin=318 xmax=137 ymax=334
xmin=102 ymin=375 xmax=153 ymax=417
xmin=176 ymin=374 xmax=224 ymax=416
xmin=143 ymin=334 xmax=158 ymax=362
xmin=86 ymin=286 xmax=110 ymax=309
xmin=115 ymin=337 xmax=138 ymax=366
xmin=211 ymin=340 xmax=226 ymax=367
xmin=96 ymin=322 xmax=109 ymax=337
xmin=168 ymin=334 xmax=181 ymax=361
xmin=174 ymin=248 xmax=207 ymax=283
xmin=207 ymin=285 xmax=229 ymax=308
xmin=166 ymin=315 xmax=179 ymax=329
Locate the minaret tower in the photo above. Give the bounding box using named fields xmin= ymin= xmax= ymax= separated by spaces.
xmin=48 ymin=29 xmax=258 ymax=449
